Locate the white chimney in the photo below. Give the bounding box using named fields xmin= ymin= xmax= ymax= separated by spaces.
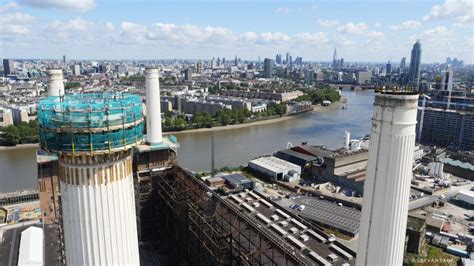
xmin=145 ymin=67 xmax=162 ymax=144
xmin=344 ymin=131 xmax=350 ymax=150
xmin=357 ymin=92 xmax=418 ymax=265
xmin=47 ymin=69 xmax=64 ymax=97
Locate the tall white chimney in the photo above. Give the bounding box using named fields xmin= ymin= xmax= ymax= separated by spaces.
xmin=357 ymin=92 xmax=418 ymax=265
xmin=47 ymin=69 xmax=64 ymax=97
xmin=344 ymin=131 xmax=350 ymax=150
xmin=145 ymin=67 xmax=162 ymax=144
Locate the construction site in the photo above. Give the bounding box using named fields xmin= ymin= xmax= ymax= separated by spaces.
xmin=5 ymin=67 xmax=359 ymax=265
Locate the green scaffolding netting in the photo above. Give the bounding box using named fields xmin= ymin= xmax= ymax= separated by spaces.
xmin=38 ymin=93 xmax=143 ymax=152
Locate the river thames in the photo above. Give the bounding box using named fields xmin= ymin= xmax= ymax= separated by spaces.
xmin=176 ymin=89 xmax=375 ymax=171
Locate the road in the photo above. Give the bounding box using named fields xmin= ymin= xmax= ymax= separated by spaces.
xmin=409 ymin=184 xmax=472 ymax=210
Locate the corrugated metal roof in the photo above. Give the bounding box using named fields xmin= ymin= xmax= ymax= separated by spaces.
xmin=276 ymin=149 xmax=317 ymax=161
xmin=440 ymin=158 xmax=474 ymax=171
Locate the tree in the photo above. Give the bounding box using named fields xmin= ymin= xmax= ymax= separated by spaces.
xmin=202 ymin=112 xmax=213 ymax=127
xmin=192 ymin=112 xmax=204 ymax=126
xmin=219 ymin=113 xmax=231 ymax=125
xmin=175 ymin=117 xmax=186 ymax=129
xmin=275 ymin=104 xmax=286 ymax=117
xmin=164 ymin=118 xmax=174 ymax=127
xmin=165 ymin=110 xmax=174 ymax=118
xmin=2 ymin=125 xmax=20 ymax=146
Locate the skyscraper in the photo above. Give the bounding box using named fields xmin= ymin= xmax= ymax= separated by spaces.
xmin=263 ymin=58 xmax=273 ymax=78
xmin=184 ymin=68 xmax=193 ymax=81
xmin=73 ymin=64 xmax=81 ymax=76
xmin=400 ymin=57 xmax=406 ymax=74
xmin=62 ymin=55 xmax=66 ymax=64
xmin=408 ymin=40 xmax=422 ymax=88
xmin=332 ymin=47 xmax=337 ymax=69
xmin=196 ymin=60 xmax=203 ymax=73
xmin=440 ymin=67 xmax=453 ymax=91
xmin=3 ymin=59 xmax=14 ymax=76
xmin=386 ymin=60 xmax=392 ymax=76
xmin=357 ymin=89 xmax=419 ymax=265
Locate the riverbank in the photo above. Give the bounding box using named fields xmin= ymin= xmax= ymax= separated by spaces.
xmin=164 ymin=96 xmax=347 ymax=135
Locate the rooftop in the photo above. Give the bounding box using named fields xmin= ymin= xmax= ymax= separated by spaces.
xmin=224 ymin=191 xmax=355 ymax=265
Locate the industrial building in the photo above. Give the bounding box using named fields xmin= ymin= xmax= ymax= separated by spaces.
xmin=221 ymin=173 xmax=254 ymax=190
xmin=279 ymin=197 xmax=361 ymax=236
xmin=357 ymin=89 xmax=419 ymax=265
xmin=457 ymin=190 xmax=474 ymax=207
xmin=224 ymin=190 xmax=356 ymax=265
xmin=274 ymin=148 xmax=317 ymax=172
xmin=248 ymin=156 xmax=301 ymax=182
xmin=282 ymin=145 xmax=368 ymax=195
xmin=33 ymin=67 xmax=359 ymax=265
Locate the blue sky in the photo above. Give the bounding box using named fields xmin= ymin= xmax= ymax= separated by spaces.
xmin=0 ymin=0 xmax=473 ymax=63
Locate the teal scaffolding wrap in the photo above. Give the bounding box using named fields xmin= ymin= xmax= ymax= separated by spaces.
xmin=38 ymin=93 xmax=143 ymax=153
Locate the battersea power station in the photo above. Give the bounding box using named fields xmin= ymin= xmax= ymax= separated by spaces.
xmin=37 ymin=68 xmax=356 ymax=265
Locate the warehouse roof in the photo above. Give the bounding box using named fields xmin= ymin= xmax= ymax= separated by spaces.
xmin=440 ymin=158 xmax=474 ymax=171
xmin=458 ymin=189 xmax=474 ymax=199
xmin=275 ymin=149 xmax=317 ymax=162
xmin=249 ymin=156 xmax=300 ymax=172
xmin=222 ymin=174 xmax=252 ymax=185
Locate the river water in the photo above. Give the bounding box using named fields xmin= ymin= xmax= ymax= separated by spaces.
xmin=176 ymin=90 xmax=375 ymax=171
xmin=0 ymin=90 xmax=375 ymax=193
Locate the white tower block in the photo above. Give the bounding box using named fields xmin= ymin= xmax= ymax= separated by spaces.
xmin=145 ymin=67 xmax=163 ymax=144
xmin=357 ymin=92 xmax=419 ymax=265
xmin=47 ymin=69 xmax=65 ymax=97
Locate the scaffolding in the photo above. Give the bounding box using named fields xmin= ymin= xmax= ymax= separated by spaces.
xmin=38 ymin=93 xmax=143 ymax=153
xmin=150 ymin=166 xmax=306 ymax=265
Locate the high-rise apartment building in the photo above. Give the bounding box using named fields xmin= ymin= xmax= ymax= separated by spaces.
xmin=3 ymin=59 xmax=14 ymax=76
xmin=408 ymin=40 xmax=422 ymax=88
xmin=440 ymin=67 xmax=453 ymax=91
xmin=400 ymin=57 xmax=406 ymax=74
xmin=263 ymin=58 xmax=273 ymax=78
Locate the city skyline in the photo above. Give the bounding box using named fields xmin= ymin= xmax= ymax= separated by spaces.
xmin=0 ymin=0 xmax=473 ymax=63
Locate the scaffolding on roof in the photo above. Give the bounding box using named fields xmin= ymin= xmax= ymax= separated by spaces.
xmin=38 ymin=93 xmax=143 ymax=154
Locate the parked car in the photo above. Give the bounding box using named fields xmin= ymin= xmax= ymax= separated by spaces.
xmin=297 ymin=205 xmax=306 ymax=211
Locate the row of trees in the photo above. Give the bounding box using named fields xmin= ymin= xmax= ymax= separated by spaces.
xmin=162 ymin=103 xmax=287 ymax=131
xmin=295 ymin=88 xmax=341 ymax=104
xmin=0 ymin=121 xmax=39 ymax=146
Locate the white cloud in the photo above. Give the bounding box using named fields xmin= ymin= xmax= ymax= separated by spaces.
xmin=22 ymin=0 xmax=95 ymax=12
xmin=464 ymin=37 xmax=474 ymax=47
xmin=337 ymin=22 xmax=384 ymax=39
xmin=44 ymin=18 xmax=99 ymax=42
xmin=422 ymin=25 xmax=450 ymax=38
xmin=337 ymin=22 xmax=368 ymax=34
xmin=389 ymin=20 xmax=421 ymax=31
xmin=0 ymin=12 xmax=35 ymax=36
xmin=257 ymin=32 xmax=290 ymax=44
xmin=422 ymin=0 xmax=473 ymax=22
xmin=274 ymin=6 xmax=289 ymax=14
xmin=0 ymin=2 xmax=20 ymax=13
xmin=318 ymin=20 xmax=340 ymax=28
xmin=106 ymin=22 xmax=115 ymax=32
